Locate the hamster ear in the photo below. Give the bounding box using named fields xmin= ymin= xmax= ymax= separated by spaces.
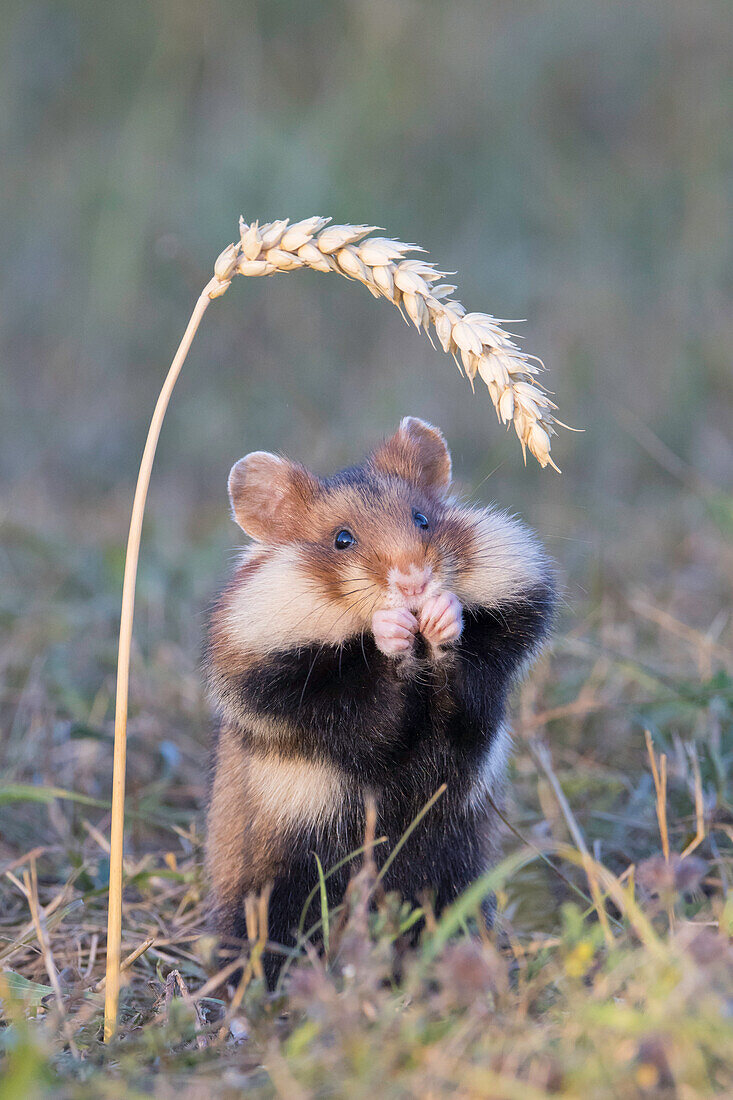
xmin=228 ymin=451 xmax=319 ymax=542
xmin=370 ymin=416 xmax=452 ymax=494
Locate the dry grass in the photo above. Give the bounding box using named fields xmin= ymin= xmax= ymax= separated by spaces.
xmin=1 ymin=481 xmax=732 ymax=1097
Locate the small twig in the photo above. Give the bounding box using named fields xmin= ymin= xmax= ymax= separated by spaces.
xmin=184 ymin=957 xmax=248 ymax=1004
xmin=218 ymin=959 xmax=254 ymax=1043
xmin=4 ymin=869 xmax=28 ymax=899
xmin=176 ymin=972 xmax=206 ymax=1049
xmin=629 ymin=598 xmax=731 ymax=672
xmin=518 ymin=698 xmax=609 ymax=732
xmin=217 ymin=883 xmax=273 ymax=1042
xmin=84 ymin=933 xmax=99 ymax=978
xmin=82 ymin=818 xmax=112 ymax=856
xmin=93 ymin=935 xmax=156 ymax=991
xmin=576 ymin=853 xmax=665 ymax=959
xmin=257 ymin=883 xmax=272 ymax=968
xmin=531 ymin=741 xmax=614 ymax=946
xmin=1 ymin=846 xmax=47 ymax=878
xmin=482 ymin=789 xmax=625 ymax=931
xmin=23 ymin=861 xmax=79 ymax=1059
xmin=244 ymin=893 xmax=262 ymax=981
xmin=645 ymin=731 xmax=670 ymax=863
xmin=645 ymin=730 xmax=677 ymax=930
xmin=615 ymin=404 xmax=711 ymax=496
xmin=680 ymin=744 xmax=706 ymax=860
xmin=161 ymin=969 xmax=206 ymax=1050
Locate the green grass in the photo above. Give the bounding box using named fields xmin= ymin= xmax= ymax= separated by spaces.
xmin=1 ymin=496 xmax=732 ymax=1099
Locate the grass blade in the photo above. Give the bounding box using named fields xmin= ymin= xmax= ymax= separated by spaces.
xmin=421 ymin=848 xmax=538 ymax=964
xmin=376 ymin=783 xmax=447 ymax=884
xmin=313 ymin=853 xmax=330 ymax=955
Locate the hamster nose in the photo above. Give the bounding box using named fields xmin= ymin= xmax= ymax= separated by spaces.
xmin=397 ymin=578 xmax=426 ymax=598
xmin=393 ymin=567 xmax=431 ymax=599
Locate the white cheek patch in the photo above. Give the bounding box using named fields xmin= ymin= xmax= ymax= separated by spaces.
xmin=453 ymin=506 xmax=547 ymax=609
xmin=223 ymin=547 xmax=365 ymax=654
xmin=465 ymin=722 xmax=512 ymax=813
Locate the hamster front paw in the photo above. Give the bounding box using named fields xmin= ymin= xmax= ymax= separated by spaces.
xmin=418 ymin=591 xmax=463 ymax=649
xmin=372 ymin=607 xmax=418 ymax=657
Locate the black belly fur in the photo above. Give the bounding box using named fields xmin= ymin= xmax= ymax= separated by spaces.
xmin=207 ymin=581 xmax=554 ymax=977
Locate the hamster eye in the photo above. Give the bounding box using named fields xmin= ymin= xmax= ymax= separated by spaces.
xmin=334 ymin=529 xmax=356 ymax=550
xmin=413 ymin=510 xmax=429 ymax=531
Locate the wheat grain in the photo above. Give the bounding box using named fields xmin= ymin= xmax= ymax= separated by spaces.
xmin=206 ymin=216 xmax=561 ymax=469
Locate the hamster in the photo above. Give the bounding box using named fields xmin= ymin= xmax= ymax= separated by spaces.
xmin=204 ymin=416 xmax=555 ymax=978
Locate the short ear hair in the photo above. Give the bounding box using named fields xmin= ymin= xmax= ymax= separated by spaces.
xmin=227 ymin=451 xmax=319 ymax=542
xmin=370 ymin=416 xmax=452 ymax=494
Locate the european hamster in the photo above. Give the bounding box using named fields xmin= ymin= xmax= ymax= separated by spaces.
xmin=204 ymin=416 xmax=555 ymax=978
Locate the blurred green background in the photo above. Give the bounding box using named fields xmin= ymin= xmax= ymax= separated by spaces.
xmin=1 ymin=0 xmax=732 ymax=644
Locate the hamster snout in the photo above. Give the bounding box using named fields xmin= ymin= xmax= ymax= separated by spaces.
xmin=384 ymin=563 xmax=440 ymax=611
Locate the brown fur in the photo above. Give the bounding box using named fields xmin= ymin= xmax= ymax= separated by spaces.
xmin=370 ymin=416 xmax=452 ymax=493
xmin=206 ymin=724 xmax=263 ymax=908
xmin=206 ymin=725 xmax=351 ymax=913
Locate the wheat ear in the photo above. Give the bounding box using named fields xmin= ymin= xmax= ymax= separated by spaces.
xmin=103 ymin=214 xmax=559 ymax=1040
xmin=218 ymin=216 xmax=560 ymax=468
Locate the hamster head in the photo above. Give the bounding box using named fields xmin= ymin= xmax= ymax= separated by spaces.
xmin=227 ymin=417 xmax=467 ymax=621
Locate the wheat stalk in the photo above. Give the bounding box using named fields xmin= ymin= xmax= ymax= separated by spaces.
xmin=209 ymin=216 xmax=560 ymax=468
xmin=104 ymin=214 xmax=560 ymax=1041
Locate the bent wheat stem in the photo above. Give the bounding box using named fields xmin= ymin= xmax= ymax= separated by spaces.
xmin=104 ymin=287 xmax=213 ymax=1039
